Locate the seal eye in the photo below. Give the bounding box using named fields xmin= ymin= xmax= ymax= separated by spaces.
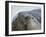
xmin=25 ymin=16 xmax=31 ymax=20
xmin=25 ymin=16 xmax=28 ymax=19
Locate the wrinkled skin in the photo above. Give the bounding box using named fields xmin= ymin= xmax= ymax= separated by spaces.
xmin=12 ymin=15 xmax=31 ymax=31
xmin=12 ymin=15 xmax=41 ymax=31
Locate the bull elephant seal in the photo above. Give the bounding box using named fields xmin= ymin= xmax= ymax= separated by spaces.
xmin=12 ymin=9 xmax=41 ymax=31
xmin=12 ymin=14 xmax=41 ymax=31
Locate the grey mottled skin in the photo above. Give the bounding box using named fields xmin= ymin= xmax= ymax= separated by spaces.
xmin=12 ymin=15 xmax=31 ymax=31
